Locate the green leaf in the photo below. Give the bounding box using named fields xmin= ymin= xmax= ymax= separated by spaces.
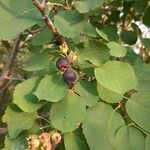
xmin=27 ymin=122 xmax=40 ymax=135
xmin=143 ymin=38 xmax=150 ymax=49
xmin=96 ymin=28 xmax=109 ymax=41
xmin=75 ymin=80 xmax=99 ymax=107
xmin=81 ymin=66 xmax=95 ymax=77
xmin=134 ymin=0 xmax=148 ymax=13
xmin=51 ymin=91 xmax=86 ymax=132
xmin=123 ymin=1 xmax=133 ymax=15
xmin=115 ymin=126 xmax=145 ymax=150
xmin=145 ymin=135 xmax=150 ymax=150
xmin=95 ymin=61 xmax=137 ymax=94
xmin=54 ymin=11 xmax=86 ymax=40
xmin=2 ymin=107 xmax=36 ymax=139
xmin=82 ymin=102 xmax=124 ymax=150
xmin=82 ymin=23 xmax=97 ymax=37
xmin=23 ymin=51 xmax=50 ymax=71
xmin=142 ymin=7 xmax=150 ymax=27
xmin=75 ymin=0 xmax=105 ymax=13
xmin=125 ymin=47 xmax=140 ymax=63
xmin=134 ymin=63 xmax=150 ymax=91
xmin=3 ymin=134 xmax=27 ymax=150
xmin=97 ymin=83 xmax=123 ymax=103
xmin=126 ymin=91 xmax=150 ymax=132
xmin=108 ymin=10 xmax=120 ymax=23
xmin=34 ymin=74 xmax=68 ymax=102
xmin=77 ymin=40 xmax=110 ymax=66
xmin=0 ymin=0 xmax=41 ymax=40
xmin=107 ymin=41 xmax=127 ymax=57
xmin=121 ymin=30 xmax=137 ymax=45
xmin=13 ymin=76 xmax=45 ymax=113
xmin=64 ymin=128 xmax=89 ymax=150
xmin=101 ymin=25 xmax=119 ymax=42
xmin=115 ymin=125 xmax=130 ymax=150
xmin=126 ymin=63 xmax=150 ymax=131
xmin=31 ymin=27 xmax=54 ymax=46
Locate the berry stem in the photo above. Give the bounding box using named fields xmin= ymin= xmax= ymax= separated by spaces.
xmin=37 ymin=116 xmax=51 ymax=125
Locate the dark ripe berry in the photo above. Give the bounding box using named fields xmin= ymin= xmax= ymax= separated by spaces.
xmin=56 ymin=57 xmax=70 ymax=71
xmin=62 ymin=69 xmax=78 ymax=84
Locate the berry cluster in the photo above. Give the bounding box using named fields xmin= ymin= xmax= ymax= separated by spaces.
xmin=56 ymin=56 xmax=78 ymax=85
xmin=27 ymin=132 xmax=61 ymax=150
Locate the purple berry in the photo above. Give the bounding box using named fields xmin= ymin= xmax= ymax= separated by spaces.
xmin=62 ymin=69 xmax=78 ymax=84
xmin=56 ymin=57 xmax=70 ymax=71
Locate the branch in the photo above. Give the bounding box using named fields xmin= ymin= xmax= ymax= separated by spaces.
xmin=32 ymin=0 xmax=69 ymax=53
xmin=47 ymin=2 xmax=68 ymax=10
xmin=0 ymin=127 xmax=8 ymax=135
xmin=0 ymin=34 xmax=22 ymax=90
xmin=26 ymin=25 xmax=46 ymax=35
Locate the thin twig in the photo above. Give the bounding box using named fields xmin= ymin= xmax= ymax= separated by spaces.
xmin=0 ymin=79 xmax=12 ymax=94
xmin=81 ymin=33 xmax=102 ymax=40
xmin=47 ymin=2 xmax=68 ymax=10
xmin=26 ymin=25 xmax=47 ymax=35
xmin=37 ymin=116 xmax=51 ymax=125
xmin=0 ymin=76 xmax=25 ymax=94
xmin=40 ymin=125 xmax=51 ymax=130
xmin=0 ymin=34 xmax=22 ymax=91
xmin=32 ymin=0 xmax=69 ymax=52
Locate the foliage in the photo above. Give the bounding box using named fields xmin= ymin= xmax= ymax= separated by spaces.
xmin=0 ymin=0 xmax=150 ymax=149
